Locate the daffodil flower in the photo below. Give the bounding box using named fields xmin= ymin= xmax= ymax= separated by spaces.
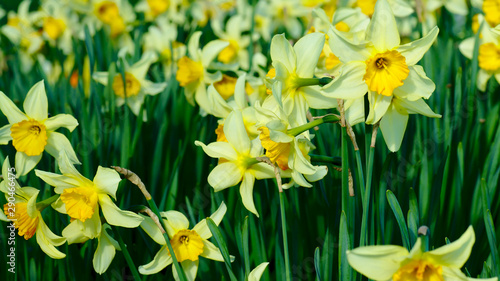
xmin=347 ymin=226 xmax=497 ymax=281
xmin=135 ymin=0 xmax=170 ymax=20
xmin=0 ymin=80 xmax=79 ymax=176
xmin=212 ymin=14 xmax=251 ymax=70
xmin=0 ymin=157 xmax=66 ymax=259
xmin=139 ymin=202 xmax=231 ymax=280
xmin=175 ymin=31 xmax=229 ymax=114
xmin=35 ymin=154 xmax=144 ymax=239
xmin=322 ymin=0 xmax=441 ymax=151
xmin=93 ymin=51 xmax=167 ymax=120
xmin=269 ymin=33 xmax=337 ymax=126
xmin=195 ymin=111 xmax=275 ymax=216
xmin=459 ymin=16 xmax=500 ymax=91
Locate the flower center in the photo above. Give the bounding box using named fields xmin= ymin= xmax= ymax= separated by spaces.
xmin=214 ymin=75 xmax=238 ymax=100
xmin=170 ymin=229 xmax=204 ymax=262
xmin=363 ymin=50 xmax=409 ymax=96
xmin=10 ymin=119 xmax=48 ymax=156
xmin=479 ymin=43 xmax=500 ymax=72
xmin=4 ymin=202 xmax=39 ymax=240
xmin=43 ymin=17 xmax=66 ymax=40
xmin=147 ymin=0 xmax=169 ymax=16
xmin=176 ymin=56 xmax=204 ymax=87
xmin=335 ymin=21 xmax=350 ymax=32
xmin=60 ymin=186 xmax=99 ymax=222
xmin=218 ymin=40 xmax=239 ymax=64
xmin=392 ymin=260 xmax=444 ymax=281
xmin=259 ymin=127 xmax=291 ymax=170
xmin=112 ymin=72 xmax=141 ymax=98
xmin=483 ymin=0 xmax=500 ymax=27
xmin=95 ymin=1 xmax=120 ymax=24
xmin=357 ymin=0 xmax=377 ymax=17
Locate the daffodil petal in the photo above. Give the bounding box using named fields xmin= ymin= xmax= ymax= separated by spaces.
xmin=240 ymin=172 xmax=258 ymax=217
xmin=99 ymin=194 xmax=144 ymax=228
xmin=345 ymin=98 xmax=366 ymax=126
xmin=321 ymin=62 xmax=368 ymax=99
xmin=397 ymin=27 xmax=439 ymax=66
xmin=208 ymin=162 xmax=243 ymax=191
xmin=45 ymin=131 xmax=81 ymax=166
xmin=142 ymin=81 xmax=167 ymax=95
xmin=45 ymin=114 xmax=79 ymax=132
xmin=24 ymin=80 xmax=48 ymax=120
xmin=304 ymin=166 xmax=328 ymax=182
xmin=207 ymin=84 xmax=232 ymax=118
xmin=200 ymin=240 xmax=224 ymax=261
xmin=92 ymin=72 xmax=109 ymax=85
xmin=234 ymin=74 xmax=247 ymax=110
xmin=35 ymin=170 xmax=81 ymax=193
xmin=248 ymin=262 xmax=269 ymax=281
xmin=294 ymin=32 xmax=325 ymax=77
xmin=202 ymin=40 xmax=230 ymax=67
xmin=302 ymin=86 xmax=337 ymax=110
xmin=380 ymin=104 xmax=409 ymax=152
xmin=0 ymin=91 xmax=26 ymax=124
xmin=195 ymin=141 xmax=238 ymax=161
xmin=366 ymin=0 xmax=400 ymax=51
xmin=139 ymin=245 xmax=173 ymax=275
xmin=0 ymin=124 xmax=13 ymax=144
xmin=328 ymin=28 xmax=372 ymax=62
xmin=93 ymin=166 xmax=121 ymax=199
xmin=192 ymin=202 xmax=227 ymax=240
xmin=174 ymin=260 xmax=198 ymax=281
xmin=291 ymin=170 xmax=312 ymax=187
xmin=393 ymin=66 xmax=435 ymax=101
xmin=366 ymin=92 xmax=392 ymax=124
xmin=224 ymin=111 xmax=251 ymax=154
xmin=62 ymin=220 xmax=90 ymax=244
xmin=458 ymin=37 xmax=475 ymax=60
xmin=270 ymin=34 xmax=296 ymax=73
xmin=36 ymin=218 xmax=66 ymax=259
xmin=425 ymin=225 xmax=475 ymax=268
xmin=15 ymin=151 xmax=42 ymax=177
xmin=93 ymin=224 xmax=120 ymax=274
xmin=139 ymin=214 xmax=166 ymax=245
xmin=251 ymin=163 xmax=276 ymax=180
xmin=347 ymin=245 xmax=409 ymax=280
xmin=393 ymin=98 xmax=441 ymax=118
xmin=477 ymin=69 xmax=491 ymax=92
xmin=130 ymin=51 xmax=157 ymax=79
xmin=163 ymin=210 xmax=190 ymax=235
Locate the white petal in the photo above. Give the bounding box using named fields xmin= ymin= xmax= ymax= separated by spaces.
xmin=192 ymin=202 xmax=227 ymax=239
xmin=201 ymin=40 xmax=230 ymax=66
xmin=477 ymin=69 xmax=491 ymax=92
xmin=138 ymin=245 xmax=173 ymax=275
xmin=366 ymin=92 xmax=392 ymax=124
xmin=240 ymin=172 xmax=258 ymax=217
xmin=93 ymin=224 xmax=120 ymax=274
xmin=393 ymin=66 xmax=435 ymax=101
xmin=195 ymin=141 xmax=238 ymax=161
xmin=208 ymin=162 xmax=243 ymax=191
xmin=188 ymin=32 xmax=202 ymax=59
xmin=139 ymin=214 xmax=166 ymax=245
xmin=36 ymin=218 xmax=66 ymax=259
xmin=174 ymin=260 xmax=198 ymax=281
xmin=93 ymin=166 xmax=121 ymax=199
xmin=250 ymin=163 xmax=276 ymax=180
xmin=142 ymin=81 xmax=167 ymax=96
xmin=380 ymin=104 xmax=409 ymax=152
xmin=302 ymin=86 xmax=337 ymax=109
xmin=394 ymin=98 xmax=441 ymax=118
xmin=44 ymin=114 xmax=79 ymax=132
xmin=0 ymin=91 xmax=26 ymax=124
xmin=62 ymin=220 xmax=91 ymax=244
xmin=397 ymin=27 xmax=439 ymax=66
xmin=458 ymin=37 xmax=475 ymax=60
xmin=0 ymin=124 xmax=13 ymax=144
xmin=163 ymin=210 xmax=190 ymax=235
xmin=224 ymin=111 xmax=251 ymax=154
xmin=366 ymin=0 xmax=400 ymax=51
xmin=321 ymin=62 xmax=368 ymax=99
xmin=92 ymin=72 xmax=109 ymax=86
xmin=424 ymin=225 xmax=475 ymax=268
xmin=248 ymin=262 xmax=269 ymax=281
xmin=346 ymin=245 xmax=409 ymax=280
xmin=270 ymin=34 xmax=296 ymax=72
xmin=45 ymin=131 xmax=81 ymax=166
xmin=35 ymin=170 xmax=81 ymax=192
xmin=24 ymin=80 xmax=48 ymax=120
xmin=207 ymin=84 xmax=232 ymax=118
xmin=328 ymin=28 xmax=372 ymax=62
xmin=294 ymin=33 xmax=325 ymax=78
xmin=129 ymin=51 xmax=157 ymax=79
xmin=99 ymin=194 xmax=144 ymax=228
xmin=15 ymin=151 xmax=42 ymax=177
xmin=234 ymin=74 xmax=248 ymax=110
xmin=200 ymin=240 xmax=224 ymax=261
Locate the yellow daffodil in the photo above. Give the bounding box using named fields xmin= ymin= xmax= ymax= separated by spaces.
xmin=0 ymin=80 xmax=79 ymax=176
xmin=135 ymin=0 xmax=170 ymax=20
xmin=269 ymin=33 xmax=337 ymax=126
xmin=459 ymin=16 xmax=500 ymax=91
xmin=212 ymin=14 xmax=251 ymax=69
xmin=323 ymin=0 xmax=441 ymax=152
xmin=139 ymin=202 xmax=230 ymax=280
xmin=93 ymin=51 xmax=167 ymax=120
xmin=0 ymin=157 xmax=66 ymax=259
xmin=348 ymin=226 xmax=497 ymax=281
xmin=195 ymin=111 xmax=275 ymax=216
xmin=255 ymin=0 xmax=309 ymax=39
xmin=35 ymin=154 xmax=143 ymax=239
xmin=175 ymin=31 xmax=229 ymax=114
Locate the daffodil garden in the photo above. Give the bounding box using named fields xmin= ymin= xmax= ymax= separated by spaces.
xmin=1 ymin=0 xmax=500 ymax=280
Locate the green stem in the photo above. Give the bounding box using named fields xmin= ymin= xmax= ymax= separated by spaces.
xmin=359 ymin=146 xmax=374 ymax=247
xmin=113 ymin=226 xmax=142 ymax=281
xmin=287 ymin=115 xmax=339 ymax=136
xmin=36 ymin=194 xmax=60 ymax=211
xmin=310 ymin=154 xmax=342 ymax=166
xmin=279 ymin=191 xmax=291 ymax=281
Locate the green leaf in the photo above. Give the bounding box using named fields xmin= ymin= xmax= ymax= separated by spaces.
xmin=207 ymin=218 xmax=238 ymax=281
xmin=386 ymin=190 xmax=410 ymax=250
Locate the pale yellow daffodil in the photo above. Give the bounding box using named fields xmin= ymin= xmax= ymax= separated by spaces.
xmin=323 ymin=0 xmax=441 ymax=152
xmin=0 ymin=80 xmax=80 ymax=176
xmin=0 ymin=157 xmax=66 ymax=259
xmin=195 ymin=111 xmax=275 ymax=216
xmin=248 ymin=262 xmax=269 ymax=281
xmin=139 ymin=202 xmax=230 ymax=280
xmin=35 ymin=154 xmax=144 ymax=239
xmin=348 ymin=226 xmax=497 ymax=281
